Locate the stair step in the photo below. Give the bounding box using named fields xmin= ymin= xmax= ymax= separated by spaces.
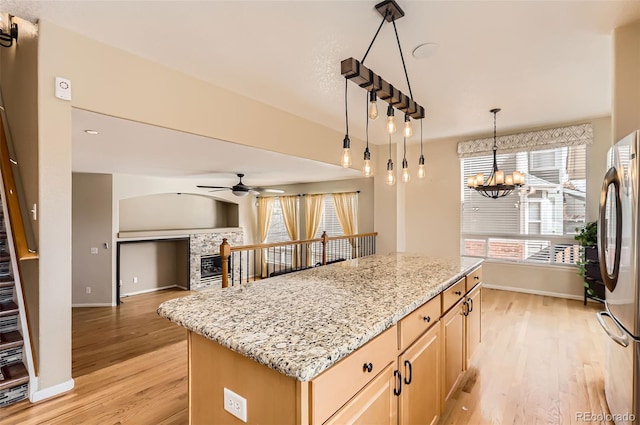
xmin=0 ymin=331 xmax=22 ymax=352
xmin=0 ymin=276 xmax=14 ymax=288
xmin=0 ymin=301 xmax=18 ymax=318
xmin=0 ymin=362 xmax=28 ymax=392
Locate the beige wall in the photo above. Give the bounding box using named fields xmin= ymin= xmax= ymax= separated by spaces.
xmin=119 ymin=193 xmax=238 ymax=232
xmin=72 ymin=173 xmax=113 ymax=306
xmin=402 ymin=116 xmax=611 ymax=299
xmin=373 ymin=143 xmax=399 ymax=254
xmin=119 ymin=240 xmax=188 ymax=296
xmin=613 ymin=20 xmax=640 ymax=142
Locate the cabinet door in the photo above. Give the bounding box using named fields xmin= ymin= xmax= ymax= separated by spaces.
xmin=399 ymin=323 xmax=440 ymax=425
xmin=442 ymin=298 xmax=465 ymax=402
xmin=465 ymin=284 xmax=482 ymax=365
xmin=324 ymin=364 xmax=397 ymax=425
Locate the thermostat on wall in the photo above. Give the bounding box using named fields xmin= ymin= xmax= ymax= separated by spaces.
xmin=55 ymin=77 xmax=72 ymax=101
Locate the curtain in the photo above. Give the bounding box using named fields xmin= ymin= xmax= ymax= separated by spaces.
xmin=331 ymin=192 xmax=358 ymax=257
xmin=258 ymin=197 xmax=275 ymax=277
xmin=305 ymin=194 xmax=325 ymax=266
xmin=279 ymin=195 xmax=299 ymax=268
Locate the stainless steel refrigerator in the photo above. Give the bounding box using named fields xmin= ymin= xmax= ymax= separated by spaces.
xmin=597 ymin=130 xmax=640 ymax=424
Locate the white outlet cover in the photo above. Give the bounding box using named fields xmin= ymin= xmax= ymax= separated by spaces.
xmin=55 ymin=77 xmax=72 ymax=101
xmin=223 ymin=388 xmax=247 ymax=422
xmin=90 ymin=247 xmax=98 ymax=254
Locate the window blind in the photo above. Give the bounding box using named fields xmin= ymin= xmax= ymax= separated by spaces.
xmin=461 ymin=144 xmax=587 ymax=265
xmin=315 ymin=194 xmax=345 ymax=238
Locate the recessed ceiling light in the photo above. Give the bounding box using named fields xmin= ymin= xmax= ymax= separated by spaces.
xmin=412 ymin=43 xmax=438 ymax=60
xmin=84 ymin=130 xmax=99 ymax=135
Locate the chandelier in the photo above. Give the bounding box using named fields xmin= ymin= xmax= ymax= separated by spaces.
xmin=466 ymin=108 xmax=525 ymax=198
xmin=340 ymin=0 xmax=426 ymax=184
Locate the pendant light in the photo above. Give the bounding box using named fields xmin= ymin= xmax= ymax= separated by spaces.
xmin=417 ymin=120 xmax=426 ymax=179
xmin=362 ymin=92 xmax=373 ymax=177
xmin=386 ymin=105 xmax=397 ymax=134
xmin=403 ymin=114 xmax=413 ymax=137
xmin=369 ymin=90 xmax=379 ymax=120
xmin=401 ymin=134 xmax=410 ymax=183
xmin=386 ymin=134 xmax=395 ymax=186
xmin=466 ymin=108 xmax=525 ymax=198
xmin=341 ymin=80 xmax=352 ymax=168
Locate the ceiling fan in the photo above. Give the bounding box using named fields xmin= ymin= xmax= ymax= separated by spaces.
xmin=197 ymin=173 xmax=285 ymax=197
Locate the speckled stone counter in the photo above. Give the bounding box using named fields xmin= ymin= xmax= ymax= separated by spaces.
xmin=158 ymin=253 xmax=482 ymax=382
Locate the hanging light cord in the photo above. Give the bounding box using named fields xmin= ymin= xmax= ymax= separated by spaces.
xmin=392 ymin=18 xmax=413 ymax=100
xmin=420 ymin=120 xmax=423 ymax=156
xmin=403 ymin=135 xmax=407 ymax=160
xmin=389 ymin=134 xmax=392 ymax=159
xmin=361 ymin=10 xmax=389 ymax=64
xmin=365 ymin=92 xmax=369 ymax=148
xmin=344 ymin=78 xmax=349 ymax=135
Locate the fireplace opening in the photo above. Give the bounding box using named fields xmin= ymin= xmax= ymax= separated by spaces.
xmin=201 ymin=255 xmax=229 ymax=283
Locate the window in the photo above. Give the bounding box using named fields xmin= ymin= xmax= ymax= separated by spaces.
xmin=315 ymin=194 xmax=345 ymax=238
xmin=265 ymin=197 xmax=299 ymax=266
xmin=461 ymin=144 xmax=587 ymax=265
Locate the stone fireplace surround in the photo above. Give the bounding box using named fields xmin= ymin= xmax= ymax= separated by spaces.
xmin=189 ymin=228 xmax=243 ymax=290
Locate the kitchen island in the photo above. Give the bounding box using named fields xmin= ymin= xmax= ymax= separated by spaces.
xmin=158 ymin=253 xmax=483 ymax=424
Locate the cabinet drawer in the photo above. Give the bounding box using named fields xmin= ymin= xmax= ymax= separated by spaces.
xmin=311 ymin=325 xmax=397 ymax=425
xmin=398 ymin=294 xmax=441 ymax=351
xmin=466 ymin=266 xmax=482 ymax=292
xmin=441 ymin=278 xmax=465 ymax=314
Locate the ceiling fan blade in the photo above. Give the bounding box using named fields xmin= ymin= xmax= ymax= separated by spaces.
xmin=197 ymin=185 xmax=231 ymax=189
xmin=257 ymin=188 xmax=285 ymax=194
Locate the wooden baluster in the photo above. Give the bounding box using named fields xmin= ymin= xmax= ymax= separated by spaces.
xmin=220 ymin=238 xmax=230 ymax=288
xmin=321 ymin=231 xmax=328 ymax=266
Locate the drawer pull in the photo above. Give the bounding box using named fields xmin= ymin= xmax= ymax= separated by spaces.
xmin=468 ymin=298 xmax=474 ymax=313
xmin=362 ymin=362 xmax=373 ymax=373
xmin=423 ymin=316 xmax=431 ymax=323
xmin=454 ymin=291 xmax=462 ymax=296
xmin=393 ymin=370 xmax=402 ymax=396
xmin=474 ymin=275 xmax=480 ymax=280
xmin=403 ymin=360 xmax=413 ymax=385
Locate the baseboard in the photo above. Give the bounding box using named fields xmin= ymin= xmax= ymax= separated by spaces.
xmin=30 ymin=378 xmax=75 ymax=403
xmin=121 ymin=285 xmax=181 ymax=297
xmin=72 ymin=303 xmax=114 ymax=307
xmin=483 ymin=283 xmax=596 ymax=302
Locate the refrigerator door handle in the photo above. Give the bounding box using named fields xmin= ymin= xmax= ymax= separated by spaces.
xmin=597 ymin=311 xmax=630 ymax=347
xmin=598 ymin=167 xmax=622 ymax=292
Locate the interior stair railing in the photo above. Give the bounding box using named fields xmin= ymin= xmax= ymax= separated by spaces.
xmin=219 ymin=232 xmax=378 ymax=287
xmin=0 ymin=104 xmax=38 ymax=406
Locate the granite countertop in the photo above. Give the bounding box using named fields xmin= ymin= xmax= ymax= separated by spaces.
xmin=158 ymin=253 xmax=482 ymax=382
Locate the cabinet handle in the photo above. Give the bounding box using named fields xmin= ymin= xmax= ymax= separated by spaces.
xmin=454 ymin=291 xmax=462 ymax=296
xmin=462 ymin=300 xmax=469 ymax=316
xmin=393 ymin=370 xmax=402 ymax=396
xmin=474 ymin=275 xmax=480 ymax=280
xmin=362 ymin=362 xmax=373 ymax=373
xmin=423 ymin=316 xmax=431 ymax=323
xmin=468 ymin=298 xmax=474 ymax=313
xmin=403 ymin=360 xmax=413 ymax=385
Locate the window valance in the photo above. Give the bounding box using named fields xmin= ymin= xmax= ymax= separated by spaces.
xmin=457 ymin=123 xmax=593 ymax=158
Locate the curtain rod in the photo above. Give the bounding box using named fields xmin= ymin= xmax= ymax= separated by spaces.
xmin=256 ymin=190 xmax=360 ymax=199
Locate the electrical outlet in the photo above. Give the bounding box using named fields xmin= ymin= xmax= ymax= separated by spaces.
xmin=133 ymin=276 xmax=138 ymax=284
xmin=223 ymin=388 xmax=247 ymax=422
xmin=90 ymin=247 xmax=98 ymax=254
xmin=85 ymin=287 xmax=91 ymax=294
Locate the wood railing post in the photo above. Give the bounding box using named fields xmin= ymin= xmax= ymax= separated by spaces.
xmin=321 ymin=231 xmax=328 ymax=266
xmin=220 ymin=238 xmax=231 ymax=288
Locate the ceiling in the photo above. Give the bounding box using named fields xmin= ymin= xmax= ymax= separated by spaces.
xmin=4 ymin=0 xmax=640 ymax=186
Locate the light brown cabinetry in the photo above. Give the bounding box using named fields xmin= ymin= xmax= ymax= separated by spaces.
xmin=442 ymin=297 xmax=465 ymax=401
xmin=325 ymin=364 xmax=397 ymax=425
xmin=465 ymin=283 xmax=482 ymax=365
xmin=398 ymin=323 xmax=441 ymax=425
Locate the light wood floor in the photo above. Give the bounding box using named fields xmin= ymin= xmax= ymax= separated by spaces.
xmin=1 ymin=288 xmax=612 ymax=424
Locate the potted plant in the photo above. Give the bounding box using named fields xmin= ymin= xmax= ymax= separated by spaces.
xmin=574 ymin=221 xmax=603 ymax=301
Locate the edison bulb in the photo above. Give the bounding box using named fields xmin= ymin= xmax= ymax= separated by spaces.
xmin=401 ymin=166 xmax=410 ymax=183
xmin=404 ymin=120 xmax=413 ymax=137
xmin=362 ymin=160 xmax=373 ymax=177
xmin=417 ymin=164 xmax=426 ymax=179
xmin=387 ymin=116 xmax=396 ymax=134
xmin=341 ymin=148 xmax=352 ymax=168
xmin=386 ymin=169 xmax=396 ymax=186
